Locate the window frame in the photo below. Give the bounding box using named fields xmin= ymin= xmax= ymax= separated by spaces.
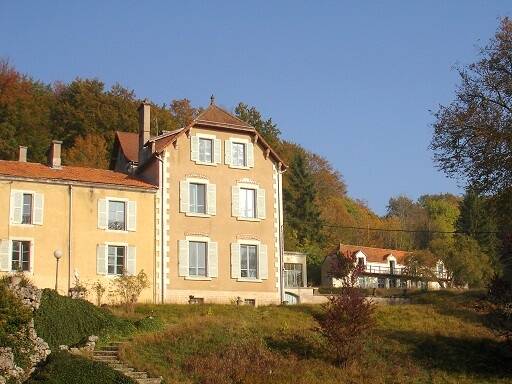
xmin=21 ymin=193 xmax=33 ymax=224
xmin=11 ymin=239 xmax=31 ymax=272
xmin=188 ymin=241 xmax=208 ymax=277
xmin=232 ymin=141 xmax=247 ymax=167
xmin=239 ymin=187 xmax=257 ymax=219
xmin=107 ymin=199 xmax=127 ymax=232
xmin=189 ymin=182 xmax=207 ymax=214
xmin=106 ymin=244 xmax=126 ymax=276
xmin=198 ymin=137 xmax=214 ymax=164
xmin=240 ymin=243 xmax=258 ymax=279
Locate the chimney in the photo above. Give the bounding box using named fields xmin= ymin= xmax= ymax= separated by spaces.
xmin=48 ymin=140 xmax=62 ymax=169
xmin=18 ymin=146 xmax=27 ymax=162
xmin=138 ymin=100 xmax=151 ymax=164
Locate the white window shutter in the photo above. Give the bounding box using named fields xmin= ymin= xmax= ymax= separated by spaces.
xmin=96 ymin=244 xmax=107 ymax=275
xmin=231 ymin=186 xmax=240 ymax=217
xmin=180 ymin=181 xmax=190 ymax=213
xmin=231 ymin=243 xmax=240 ymax=279
xmin=126 ymin=246 xmax=136 ymax=275
xmin=191 ymin=136 xmax=199 ymax=162
xmin=225 ymin=140 xmax=232 ymax=165
xmin=11 ymin=191 xmax=22 ymax=224
xmin=98 ymin=199 xmax=108 ymax=229
xmin=178 ymin=240 xmax=189 ymax=277
xmin=247 ymin=142 xmax=254 ymax=168
xmin=259 ymin=244 xmax=268 ymax=280
xmin=127 ymin=201 xmax=137 ymax=231
xmin=207 ymin=183 xmax=217 ymax=216
xmin=257 ymin=188 xmax=266 ymax=219
xmin=214 ymin=139 xmax=222 ymax=164
xmin=208 ymin=241 xmax=218 ymax=278
xmin=33 ymin=193 xmax=44 ymax=225
xmin=0 ymin=240 xmax=9 ymax=272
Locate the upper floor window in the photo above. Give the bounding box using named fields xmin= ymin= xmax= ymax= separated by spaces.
xmin=232 ymin=184 xmax=265 ymax=221
xmin=12 ymin=240 xmax=30 ymax=272
xmin=189 ymin=241 xmax=207 ymax=277
xmin=191 ymin=134 xmax=221 ymax=165
xmin=108 ymin=201 xmax=126 ymax=230
xmin=10 ymin=190 xmax=43 ymax=225
xmin=239 ymin=188 xmax=256 ymax=218
xmin=232 ymin=142 xmax=246 ymax=167
xmin=22 ymin=194 xmax=33 ymax=224
xmin=226 ymin=139 xmax=254 ymax=168
xmin=189 ymin=183 xmax=206 ymax=214
xmin=199 ymin=138 xmax=213 ymax=163
xmin=180 ymin=179 xmax=216 ymax=216
xmin=98 ymin=199 xmax=136 ymax=232
xmin=240 ymin=244 xmax=258 ymax=278
xmin=357 ymin=257 xmax=365 ymax=266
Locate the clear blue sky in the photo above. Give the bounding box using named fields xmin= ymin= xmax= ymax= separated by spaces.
xmin=1 ymin=1 xmax=511 ymax=214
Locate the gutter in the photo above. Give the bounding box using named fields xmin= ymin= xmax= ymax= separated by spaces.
xmin=155 ymin=154 xmax=165 ymax=304
xmin=278 ymin=164 xmax=286 ymax=304
xmin=68 ymin=185 xmax=73 ymax=293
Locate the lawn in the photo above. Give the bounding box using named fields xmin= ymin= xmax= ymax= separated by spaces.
xmin=114 ymin=291 xmax=512 ymax=384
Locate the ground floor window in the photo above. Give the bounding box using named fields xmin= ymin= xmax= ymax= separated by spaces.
xmin=107 ymin=245 xmax=125 ymax=275
xmin=400 ymin=279 xmax=408 ymax=288
xmin=378 ymin=277 xmax=385 ymax=288
xmin=389 ymin=278 xmax=397 ymax=288
xmin=240 ymin=244 xmax=257 ymax=278
xmin=12 ymin=240 xmax=30 ymax=272
xmin=284 ymin=263 xmax=303 ymax=287
xmin=189 ymin=241 xmax=207 ymax=277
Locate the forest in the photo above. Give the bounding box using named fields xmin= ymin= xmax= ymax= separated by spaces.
xmin=0 ymin=51 xmax=509 ymax=287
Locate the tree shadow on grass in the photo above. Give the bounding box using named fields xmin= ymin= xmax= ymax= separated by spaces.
xmin=386 ymin=329 xmax=512 ymax=379
xmin=265 ymin=332 xmax=324 ymax=360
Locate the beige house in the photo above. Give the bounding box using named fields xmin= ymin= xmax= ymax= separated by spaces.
xmin=0 ymin=99 xmax=287 ymax=305
xmin=0 ymin=142 xmax=157 ymax=302
xmin=113 ymin=100 xmax=287 ymax=305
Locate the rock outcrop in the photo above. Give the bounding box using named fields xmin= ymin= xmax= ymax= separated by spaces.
xmin=0 ymin=276 xmax=51 ymax=383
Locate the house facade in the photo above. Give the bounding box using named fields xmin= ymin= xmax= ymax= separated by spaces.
xmin=113 ymin=101 xmax=286 ymax=305
xmin=322 ymin=244 xmax=447 ymax=290
xmin=0 ymin=142 xmax=157 ymax=302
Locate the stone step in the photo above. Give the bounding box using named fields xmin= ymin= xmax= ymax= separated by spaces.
xmin=126 ymin=372 xmax=148 ymax=379
xmin=93 ymin=355 xmax=119 ymax=361
xmin=114 ymin=366 xmax=134 ymax=373
xmin=135 ymin=378 xmax=162 ymax=384
xmin=98 ymin=346 xmax=119 ymax=351
xmin=93 ymin=350 xmax=118 ymax=356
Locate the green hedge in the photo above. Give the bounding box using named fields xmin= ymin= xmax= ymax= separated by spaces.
xmin=33 ymin=289 xmax=135 ymax=349
xmin=26 ymin=352 xmax=136 ymax=384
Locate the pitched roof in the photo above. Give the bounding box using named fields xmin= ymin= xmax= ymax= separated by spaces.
xmin=195 ymin=104 xmax=253 ymax=129
xmin=0 ymin=160 xmax=156 ymax=190
xmin=338 ymin=244 xmax=410 ymax=264
xmin=115 ymin=131 xmax=139 ymax=163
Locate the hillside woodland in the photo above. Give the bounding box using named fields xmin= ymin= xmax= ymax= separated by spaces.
xmin=0 ymin=60 xmax=505 ymax=286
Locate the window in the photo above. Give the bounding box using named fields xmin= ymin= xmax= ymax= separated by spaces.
xmin=199 ymin=138 xmax=213 ymax=163
xmin=239 ymin=188 xmax=256 ymax=218
xmin=21 ymin=194 xmax=33 ymax=224
xmin=240 ymin=244 xmax=257 ymax=278
xmin=389 ymin=260 xmax=396 ymax=275
xmin=232 ymin=142 xmax=246 ymax=167
xmin=357 ymin=257 xmax=365 ymax=266
xmin=190 ymin=183 xmax=206 ymax=214
xmin=358 ymin=276 xmax=366 ymax=288
xmin=108 ymin=201 xmax=126 ymax=230
xmin=378 ymin=277 xmax=385 ymax=288
xmin=389 ymin=278 xmax=397 ymax=288
xmin=284 ymin=263 xmax=303 ymax=287
xmin=107 ymin=245 xmax=125 ymax=275
xmin=189 ymin=241 xmax=207 ymax=277
xmin=12 ymin=240 xmax=30 ymax=272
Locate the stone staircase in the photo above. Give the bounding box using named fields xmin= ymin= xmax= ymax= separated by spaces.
xmin=92 ymin=342 xmax=162 ymax=384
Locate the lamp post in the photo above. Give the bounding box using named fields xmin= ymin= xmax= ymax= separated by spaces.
xmin=54 ymin=250 xmax=63 ymax=291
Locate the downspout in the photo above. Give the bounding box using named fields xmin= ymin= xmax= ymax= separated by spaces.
xmin=277 ymin=163 xmax=286 ymax=304
xmin=155 ymin=154 xmax=165 ymax=304
xmin=68 ymin=185 xmax=73 ymax=293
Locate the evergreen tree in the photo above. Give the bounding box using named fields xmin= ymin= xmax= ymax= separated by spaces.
xmin=284 ymin=152 xmax=324 ymax=246
xmin=456 ymin=188 xmax=500 ymax=270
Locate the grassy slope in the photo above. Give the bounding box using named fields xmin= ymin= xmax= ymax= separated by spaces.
xmin=117 ymin=291 xmax=512 ymax=384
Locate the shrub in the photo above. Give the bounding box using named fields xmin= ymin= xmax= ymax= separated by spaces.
xmin=26 ymin=352 xmax=136 ymax=384
xmin=33 ymin=289 xmax=133 ymax=349
xmin=487 ymin=275 xmax=512 ymax=345
xmin=318 ymin=251 xmax=375 ymax=366
xmin=111 ymin=270 xmax=150 ymax=313
xmin=91 ymin=280 xmax=107 ymax=306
